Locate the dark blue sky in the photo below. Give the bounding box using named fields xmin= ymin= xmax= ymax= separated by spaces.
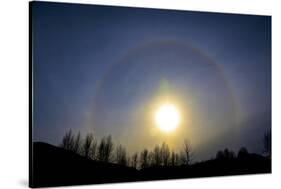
xmin=32 ymin=2 xmax=271 ymax=160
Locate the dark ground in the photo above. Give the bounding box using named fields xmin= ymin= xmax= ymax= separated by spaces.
xmin=30 ymin=142 xmax=271 ymax=188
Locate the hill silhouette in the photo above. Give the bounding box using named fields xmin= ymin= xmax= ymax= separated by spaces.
xmin=31 ymin=142 xmax=271 ymax=187
xmin=31 ymin=142 xmax=138 ymax=187
xmin=139 ymin=154 xmax=270 ymax=180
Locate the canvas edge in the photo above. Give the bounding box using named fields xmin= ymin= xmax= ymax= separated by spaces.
xmin=29 ymin=1 xmax=34 ymax=188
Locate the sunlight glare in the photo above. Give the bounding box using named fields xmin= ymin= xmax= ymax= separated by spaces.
xmin=155 ymin=103 xmax=180 ymax=132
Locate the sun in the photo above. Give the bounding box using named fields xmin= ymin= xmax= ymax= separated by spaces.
xmin=155 ymin=103 xmax=180 ymax=132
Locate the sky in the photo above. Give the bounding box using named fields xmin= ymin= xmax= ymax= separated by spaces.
xmin=32 ymin=2 xmax=271 ymax=161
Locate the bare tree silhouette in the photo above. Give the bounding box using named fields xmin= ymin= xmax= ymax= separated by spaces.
xmin=97 ymin=137 xmax=105 ymax=161
xmin=237 ymin=147 xmax=248 ymax=159
xmin=171 ymin=151 xmax=181 ymax=166
xmin=126 ymin=156 xmax=131 ymax=167
xmin=98 ymin=135 xmax=114 ymax=162
xmin=170 ymin=151 xmax=176 ymax=166
xmin=216 ymin=150 xmax=224 ymax=160
xmin=140 ymin=149 xmax=149 ymax=169
xmin=104 ymin=135 xmax=114 ymax=162
xmin=60 ymin=129 xmax=75 ymax=151
xmin=216 ymin=148 xmax=235 ymax=160
xmin=115 ymin=144 xmax=127 ymax=166
xmin=131 ymin=152 xmax=138 ymax=169
xmin=148 ymin=151 xmax=154 ymax=167
xmin=263 ymin=130 xmax=271 ymax=158
xmin=83 ymin=133 xmax=94 ymax=159
xmin=152 ymin=145 xmax=162 ymax=166
xmin=161 ymin=142 xmax=170 ymax=166
xmin=223 ymin=148 xmax=235 ymax=159
xmin=73 ymin=131 xmax=81 ymax=154
xmin=90 ymin=137 xmax=97 ymax=160
xmin=174 ymin=152 xmax=180 ymax=166
xmin=180 ymin=139 xmax=192 ymax=165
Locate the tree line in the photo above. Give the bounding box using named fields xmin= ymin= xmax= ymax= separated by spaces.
xmin=60 ymin=130 xmax=193 ymax=169
xmin=60 ymin=129 xmax=271 ymax=169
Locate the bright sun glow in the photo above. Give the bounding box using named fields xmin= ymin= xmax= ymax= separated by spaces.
xmin=155 ymin=103 xmax=180 ymax=132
